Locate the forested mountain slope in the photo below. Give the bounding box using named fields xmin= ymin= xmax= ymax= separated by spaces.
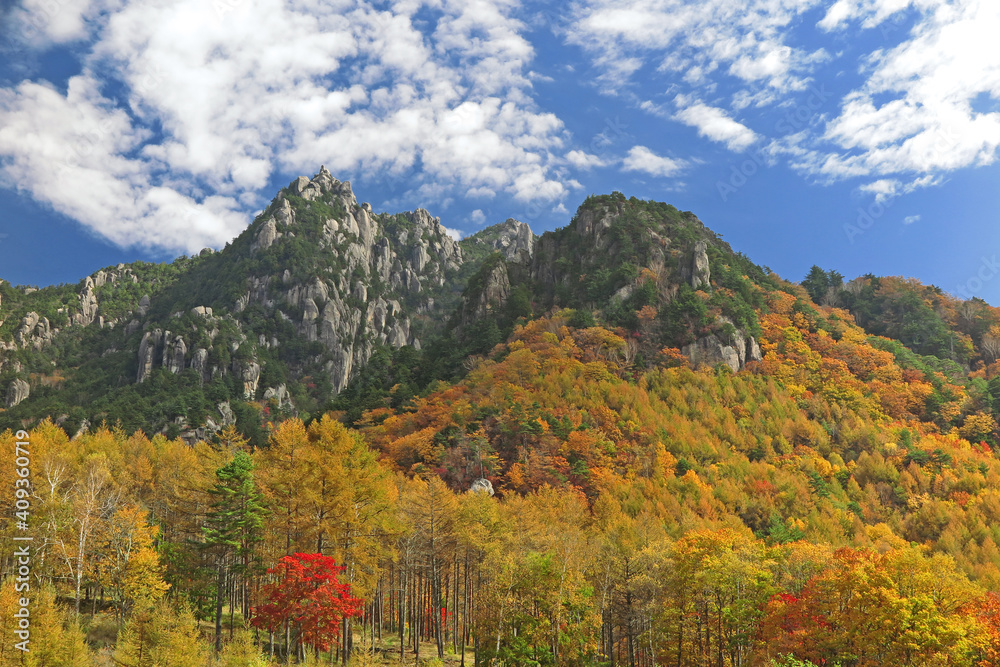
xmin=0 ymin=168 xmax=472 ymax=441
xmin=7 ymin=176 xmax=1000 ymax=665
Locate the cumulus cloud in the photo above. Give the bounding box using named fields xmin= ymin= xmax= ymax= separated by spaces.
xmin=818 ymin=0 xmax=919 ymax=31
xmin=904 ymin=214 xmax=921 ymax=224
xmin=0 ymin=75 xmax=248 ymax=250
xmin=859 ymin=178 xmax=902 ymax=202
xmin=565 ymin=0 xmax=827 ymax=93
xmin=0 ymin=0 xmax=570 ymax=253
xmin=469 ymin=209 xmax=487 ymax=225
xmin=808 ymin=0 xmax=1000 ymax=184
xmin=622 ymin=145 xmax=687 ymax=177
xmin=565 ymin=149 xmax=607 ymax=169
xmin=7 ymin=0 xmax=108 ymax=46
xmin=674 ymin=100 xmax=759 ymax=151
xmin=568 ymin=0 xmax=1000 ymax=196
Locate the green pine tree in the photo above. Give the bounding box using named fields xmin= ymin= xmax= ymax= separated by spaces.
xmin=202 ymin=451 xmax=269 ymax=652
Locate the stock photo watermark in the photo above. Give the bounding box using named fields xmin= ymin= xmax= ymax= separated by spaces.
xmin=879 ymin=11 xmax=912 ymax=40
xmin=717 ymin=85 xmax=833 ymax=202
xmin=65 ymin=63 xmax=165 ymax=165
xmin=11 ymin=429 xmax=33 ymax=653
xmin=843 ymin=191 xmax=899 ymax=244
xmin=843 ymin=127 xmax=959 ymax=244
xmin=954 ymin=256 xmax=1000 ymax=300
xmin=517 ymin=115 xmax=629 ymax=225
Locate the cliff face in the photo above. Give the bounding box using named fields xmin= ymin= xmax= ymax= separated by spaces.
xmin=0 ymin=181 xmax=772 ymax=439
xmin=0 ymin=167 xmax=469 ymax=440
xmin=226 ymin=167 xmax=462 ymax=392
xmin=124 ymin=167 xmax=466 ymax=401
xmin=463 ymin=218 xmax=536 ymax=263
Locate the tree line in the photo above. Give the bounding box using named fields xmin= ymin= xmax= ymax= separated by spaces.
xmin=3 ymin=416 xmax=1000 ymax=666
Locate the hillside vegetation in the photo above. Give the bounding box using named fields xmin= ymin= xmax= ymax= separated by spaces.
xmin=5 ymin=184 xmax=1000 ymax=665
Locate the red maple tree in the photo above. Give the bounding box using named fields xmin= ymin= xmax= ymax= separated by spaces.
xmin=252 ymin=552 xmax=363 ymax=653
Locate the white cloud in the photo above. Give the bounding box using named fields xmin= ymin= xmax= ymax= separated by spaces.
xmin=805 ymin=0 xmax=1000 ymax=185
xmin=0 ymin=0 xmax=570 ymax=253
xmin=565 ymin=0 xmax=827 ymax=94
xmin=622 ymin=145 xmax=687 ymax=177
xmin=442 ymin=225 xmax=463 ymax=241
xmin=818 ymin=0 xmax=921 ymax=31
xmin=565 ymin=149 xmax=607 ymax=169
xmin=469 ymin=209 xmax=487 ymax=225
xmin=859 ymin=178 xmax=901 ymax=202
xmin=0 ymin=76 xmax=247 ymax=251
xmin=567 ymin=0 xmax=1000 ymax=197
xmin=904 ymin=214 xmax=921 ymax=224
xmin=8 ymin=0 xmax=110 ymax=46
xmin=674 ymin=100 xmax=759 ymax=151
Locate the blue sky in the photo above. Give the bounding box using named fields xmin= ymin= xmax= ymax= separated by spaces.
xmin=1 ymin=0 xmax=999 ymax=305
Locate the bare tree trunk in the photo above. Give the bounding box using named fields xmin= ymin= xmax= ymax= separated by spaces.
xmin=397 ymin=570 xmax=409 ymax=664
xmin=415 ymin=572 xmax=421 ymax=665
xmin=461 ymin=552 xmax=469 ymax=667
xmin=215 ymin=561 xmax=225 ymax=653
xmin=285 ymin=619 xmax=291 ymax=666
xmin=453 ymin=555 xmax=460 ymax=657
xmin=229 ymin=574 xmax=236 ymax=640
xmin=433 ymin=554 xmax=444 ymax=659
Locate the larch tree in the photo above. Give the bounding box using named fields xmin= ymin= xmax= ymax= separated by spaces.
xmin=305 ymin=415 xmax=398 ymax=663
xmin=113 ymin=599 xmax=206 ymax=667
xmin=402 ymin=474 xmax=459 ymax=660
xmin=92 ymin=504 xmax=169 ymax=621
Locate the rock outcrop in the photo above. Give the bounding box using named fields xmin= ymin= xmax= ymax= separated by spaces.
xmin=251 ymin=218 xmax=280 ymax=252
xmin=467 ymin=218 xmax=537 ymax=263
xmin=684 ymin=240 xmax=711 ymax=289
xmin=469 ymin=478 xmax=495 ymax=496
xmin=240 ymin=167 xmax=463 ymax=392
xmin=190 ymin=348 xmax=210 ymax=383
xmin=263 ymin=384 xmax=293 ymax=410
xmin=6 ymin=379 xmax=29 ymax=408
xmin=682 ymin=318 xmax=763 ymax=373
xmin=234 ymin=359 xmax=260 ymax=399
xmin=458 ymin=260 xmax=511 ymax=334
xmin=217 ymin=401 xmax=236 ymax=427
xmin=15 ymin=312 xmax=54 ymax=350
xmin=162 ymin=333 xmax=187 ymax=375
xmin=72 ymin=277 xmax=99 ymax=326
xmin=137 ymin=329 xmax=163 ymax=383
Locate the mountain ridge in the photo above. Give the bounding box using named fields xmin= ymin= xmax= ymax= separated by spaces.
xmin=2 ymin=170 xmax=1000 ymax=451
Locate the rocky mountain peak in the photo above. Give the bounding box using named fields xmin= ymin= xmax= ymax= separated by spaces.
xmin=0 ymin=182 xmax=771 ymax=443
xmin=463 ymin=217 xmax=537 ymax=265
xmin=493 ymin=218 xmax=536 ymax=263
xmin=289 ymin=165 xmax=356 ymax=204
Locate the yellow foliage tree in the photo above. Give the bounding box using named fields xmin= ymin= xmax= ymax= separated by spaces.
xmin=92 ymin=504 xmax=170 ymax=620
xmin=113 ymin=599 xmax=206 ymax=667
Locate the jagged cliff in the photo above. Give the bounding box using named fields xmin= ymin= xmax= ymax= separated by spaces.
xmin=146 ymin=166 xmax=465 ymax=394
xmin=0 ymin=168 xmax=470 ymax=440
xmin=0 ymin=180 xmax=775 ymax=440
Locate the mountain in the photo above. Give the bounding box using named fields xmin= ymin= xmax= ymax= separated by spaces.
xmin=0 ymin=167 xmax=469 ymax=440
xmin=11 ymin=173 xmax=1000 ymax=665
xmin=3 ymin=172 xmax=1000 ymax=451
